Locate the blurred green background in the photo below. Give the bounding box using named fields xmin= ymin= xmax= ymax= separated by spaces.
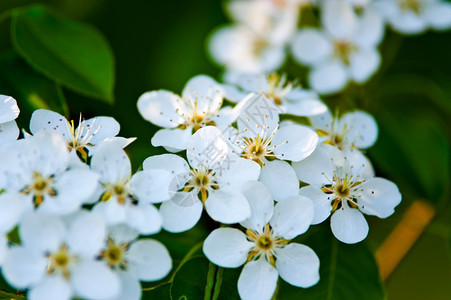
xmin=0 ymin=0 xmax=449 ymax=299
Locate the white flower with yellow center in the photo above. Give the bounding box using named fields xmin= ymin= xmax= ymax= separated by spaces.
xmin=375 ymin=0 xmax=451 ymax=34
xmin=98 ymin=225 xmax=172 ymax=300
xmin=293 ymin=145 xmax=402 ymax=244
xmin=222 ymin=73 xmax=328 ymax=116
xmin=291 ymin=0 xmax=384 ymax=94
xmin=2 ymin=212 xmax=120 ymax=300
xmin=0 ymin=132 xmax=99 ymax=232
xmin=227 ymin=98 xmax=318 ymax=200
xmin=137 ymin=75 xmax=233 ymax=152
xmin=90 ymin=144 xmax=173 ymax=235
xmin=0 ymin=95 xmax=20 ymax=143
xmin=30 ymin=109 xmax=134 ymax=162
xmin=144 ymin=126 xmax=260 ymax=233
xmin=203 ymin=181 xmax=319 ymax=300
xmin=309 ymin=109 xmax=378 ymax=176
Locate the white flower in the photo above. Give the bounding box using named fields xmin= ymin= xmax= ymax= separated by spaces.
xmin=293 ymin=145 xmax=402 ymax=244
xmin=309 ymin=109 xmax=378 ymax=176
xmin=291 ymin=0 xmax=384 ymax=94
xmin=2 ymin=212 xmax=120 ymax=300
xmin=0 ymin=132 xmax=99 ymax=231
xmin=144 ymin=126 xmax=260 ymax=233
xmin=137 ymin=75 xmax=233 ymax=152
xmin=203 ymin=181 xmax=319 ymax=300
xmin=375 ymin=0 xmax=451 ymax=34
xmin=225 ymin=95 xmax=318 ymax=200
xmin=29 ymin=109 xmax=134 ymax=161
xmin=90 ymin=144 xmax=171 ymax=235
xmin=0 ymin=95 xmax=20 ymax=142
xmin=98 ymin=225 xmax=172 ymax=300
xmin=222 ymin=73 xmax=327 ymax=116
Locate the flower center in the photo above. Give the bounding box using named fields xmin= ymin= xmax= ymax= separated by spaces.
xmin=183 ymin=168 xmax=219 ymax=202
xmin=100 ymin=239 xmax=129 ymax=270
xmin=22 ymin=172 xmax=57 ymax=207
xmin=246 ymin=224 xmax=289 ymax=266
xmin=321 ymin=172 xmax=363 ymax=212
xmin=47 ymin=245 xmax=75 ymax=280
xmin=333 ymin=40 xmax=356 ymax=65
xmin=264 ymin=73 xmax=294 ymax=106
xmin=257 ymin=235 xmax=273 ymax=250
xmin=101 ymin=182 xmax=135 ymax=205
xmin=400 ymin=0 xmax=421 ymax=14
xmin=242 ymin=134 xmax=273 ymax=164
xmin=176 ymin=98 xmax=217 ymax=132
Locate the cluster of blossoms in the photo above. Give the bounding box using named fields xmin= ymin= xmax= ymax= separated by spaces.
xmin=0 ymin=97 xmax=172 ymax=300
xmin=137 ymin=74 xmax=402 ymax=299
xmin=0 ymin=69 xmax=402 ymax=299
xmin=209 ymin=0 xmax=451 ymax=94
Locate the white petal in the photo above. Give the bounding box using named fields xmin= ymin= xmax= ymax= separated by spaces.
xmin=182 ymin=75 xmax=223 ymax=113
xmin=91 ymin=145 xmax=131 ymax=184
xmin=125 ymin=203 xmax=162 ymax=235
xmin=291 ymin=29 xmax=333 ymax=65
xmin=0 ymin=192 xmax=25 ymax=233
xmin=240 ymin=181 xmax=274 ymax=232
xmin=0 ymin=235 xmax=7 ymax=265
xmin=236 ymin=94 xmax=281 ymax=137
xmin=283 ymin=89 xmax=328 ymax=117
xmin=0 ymin=95 xmax=19 ymax=123
xmin=221 ymin=83 xmax=250 ymax=103
xmin=20 ymin=213 xmax=65 ymax=253
xmin=322 ymin=0 xmax=357 ymax=39
xmin=310 ymin=60 xmax=349 ymax=95
xmin=0 ymin=121 xmax=19 ymax=142
xmin=272 ymin=125 xmax=318 ymax=162
xmin=308 ymin=109 xmax=333 ymax=132
xmin=130 ymin=169 xmax=174 ymax=203
xmin=358 ymin=178 xmax=402 ymax=218
xmin=143 ymin=154 xmax=189 ymax=175
xmin=159 ymin=196 xmax=203 ymax=233
xmin=275 ymin=243 xmax=320 ymax=288
xmin=349 ymin=48 xmax=381 ymax=83
xmin=270 ymin=196 xmax=314 ymax=239
xmin=339 ymin=110 xmax=378 ymax=148
xmin=29 ymin=275 xmax=71 ymax=300
xmin=425 ymin=3 xmax=451 ymax=30
xmin=45 ymin=168 xmax=100 ymax=214
xmin=238 ymin=258 xmax=278 ymax=300
xmin=354 ymin=7 xmax=385 ymax=48
xmin=71 ymin=261 xmax=120 ymax=300
xmin=78 ymin=116 xmax=120 ymax=146
xmin=216 ymin=157 xmax=260 ymax=189
xmin=29 ymin=109 xmax=71 ymax=138
xmin=186 ymin=126 xmax=228 ymax=169
xmin=203 ymin=228 xmax=253 ymax=268
xmin=292 ymin=144 xmax=342 ymax=187
xmin=151 ymin=127 xmax=192 ymax=152
xmin=205 ymin=189 xmax=251 ymax=224
xmin=30 ymin=132 xmax=70 ymax=177
xmin=236 ymin=74 xmax=270 ymax=93
xmin=126 ymin=239 xmax=172 ymax=281
xmin=388 ymin=11 xmax=427 ymax=34
xmin=109 ymin=271 xmax=141 ymax=300
xmin=299 ymin=186 xmax=332 ymax=225
xmin=137 ymin=90 xmax=182 ymax=128
xmin=93 ymin=200 xmax=127 ymax=225
xmin=2 ymin=247 xmax=47 ymax=288
xmin=330 ymin=203 xmax=369 ymax=244
xmin=67 ymin=211 xmax=106 ymax=258
xmin=259 ymin=160 xmax=299 ymax=202
xmin=108 ymin=224 xmax=139 ymax=245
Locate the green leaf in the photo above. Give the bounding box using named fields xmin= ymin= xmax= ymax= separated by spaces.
xmin=170 ymin=256 xmax=209 ymax=300
xmin=0 ymin=51 xmax=68 ymax=116
xmin=11 ymin=4 xmax=114 ymax=102
xmin=368 ymin=108 xmax=450 ymax=205
xmin=279 ymin=230 xmax=385 ymax=300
